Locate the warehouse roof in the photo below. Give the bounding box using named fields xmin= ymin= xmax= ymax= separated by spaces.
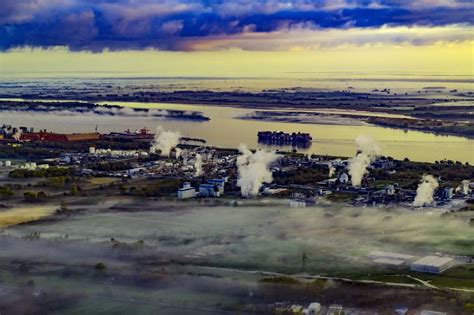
xmin=64 ymin=132 xmax=100 ymax=141
xmin=412 ymin=256 xmax=453 ymax=267
xmin=368 ymin=251 xmax=415 ymax=261
xmin=373 ymin=258 xmax=406 ymax=266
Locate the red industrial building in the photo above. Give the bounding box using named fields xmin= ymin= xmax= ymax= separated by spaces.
xmin=20 ymin=131 xmax=100 ymax=142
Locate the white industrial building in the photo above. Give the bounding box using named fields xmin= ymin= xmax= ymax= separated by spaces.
xmin=304 ymin=302 xmax=321 ymax=315
xmin=177 ymin=182 xmax=196 ymax=199
xmin=289 ymin=199 xmax=307 ymax=208
xmin=0 ymin=160 xmax=12 ymax=167
xmin=441 ymin=187 xmax=454 ymax=200
xmin=290 ymin=305 xmax=304 ymax=313
xmin=385 ymin=184 xmax=395 ymax=195
xmin=410 ymin=256 xmax=455 ymax=274
xmin=207 ymin=178 xmax=226 ymax=194
xmin=339 ymin=173 xmax=349 ymax=183
xmin=197 ymin=178 xmax=227 ymax=197
xmin=199 ymin=183 xmax=220 ymax=197
xmin=20 ymin=162 xmax=37 ymax=170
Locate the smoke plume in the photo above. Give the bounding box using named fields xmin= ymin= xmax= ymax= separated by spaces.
xmin=175 ymin=148 xmax=182 ymax=159
xmin=455 ymin=180 xmax=470 ymax=195
xmin=348 ymin=135 xmax=380 ymax=186
xmin=150 ymin=126 xmax=180 ymax=157
xmin=237 ymin=144 xmax=279 ymax=197
xmin=194 ymin=154 xmax=203 ymax=177
xmin=328 ymin=162 xmax=336 ymax=178
xmin=12 ymin=129 xmax=22 ymax=141
xmin=413 ymin=174 xmax=439 ymax=207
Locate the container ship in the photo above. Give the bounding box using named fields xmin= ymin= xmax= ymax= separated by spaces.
xmin=257 ymin=131 xmax=312 ymax=146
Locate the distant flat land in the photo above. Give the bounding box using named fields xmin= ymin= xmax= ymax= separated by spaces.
xmin=1 ymin=86 xmax=473 ymax=137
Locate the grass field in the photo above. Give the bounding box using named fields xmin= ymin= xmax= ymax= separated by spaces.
xmin=410 ymin=264 xmax=474 ymax=290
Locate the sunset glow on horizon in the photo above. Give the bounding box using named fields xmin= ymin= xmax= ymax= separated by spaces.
xmin=1 ymin=1 xmax=472 ymax=77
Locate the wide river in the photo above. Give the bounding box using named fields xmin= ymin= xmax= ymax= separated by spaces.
xmin=2 ymin=100 xmax=473 ymax=163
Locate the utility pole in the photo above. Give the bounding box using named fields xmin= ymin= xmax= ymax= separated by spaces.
xmin=302 ymin=251 xmax=308 ymax=272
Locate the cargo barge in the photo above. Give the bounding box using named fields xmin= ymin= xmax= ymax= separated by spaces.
xmin=257 ymin=131 xmax=312 ymax=146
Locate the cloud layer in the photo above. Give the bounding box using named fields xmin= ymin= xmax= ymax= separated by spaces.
xmin=0 ymin=0 xmax=472 ymax=51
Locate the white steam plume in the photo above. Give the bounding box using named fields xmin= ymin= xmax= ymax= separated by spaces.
xmin=455 ymin=179 xmax=470 ymax=195
xmin=462 ymin=180 xmax=470 ymax=195
xmin=194 ymin=154 xmax=203 ymax=177
xmin=328 ymin=162 xmax=336 ymax=178
xmin=12 ymin=129 xmax=22 ymax=141
xmin=348 ymin=135 xmax=380 ymax=187
xmin=150 ymin=126 xmax=180 ymax=157
xmin=413 ymin=174 xmax=439 ymax=207
xmin=175 ymin=148 xmax=182 ymax=159
xmin=237 ymin=144 xmax=279 ymax=197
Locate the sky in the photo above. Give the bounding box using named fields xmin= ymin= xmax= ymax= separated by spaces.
xmin=0 ymin=0 xmax=472 ymax=77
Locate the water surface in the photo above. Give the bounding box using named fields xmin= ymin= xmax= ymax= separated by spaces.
xmin=2 ymin=100 xmax=472 ymax=163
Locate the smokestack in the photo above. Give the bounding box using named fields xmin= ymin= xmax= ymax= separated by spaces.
xmin=194 ymin=154 xmax=203 ymax=177
xmin=413 ymin=174 xmax=439 ymax=207
xmin=150 ymin=126 xmax=180 ymax=157
xmin=347 ymin=135 xmax=380 ymax=187
xmin=236 ymin=144 xmax=279 ymax=197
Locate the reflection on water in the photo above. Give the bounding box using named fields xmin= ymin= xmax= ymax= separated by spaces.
xmin=0 ymin=206 xmax=56 ymax=228
xmin=1 ymin=100 xmax=473 ymax=163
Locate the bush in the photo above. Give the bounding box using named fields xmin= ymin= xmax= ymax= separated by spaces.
xmin=23 ymin=191 xmax=48 ymax=202
xmin=259 ymin=276 xmax=301 ymax=285
xmin=465 ymin=303 xmax=474 ymax=312
xmin=95 ymin=262 xmax=106 ymax=271
xmin=0 ymin=186 xmax=14 ymax=199
xmin=23 ymin=191 xmax=37 ymax=202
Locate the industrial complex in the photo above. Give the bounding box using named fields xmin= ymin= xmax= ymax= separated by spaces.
xmin=0 ymin=123 xmax=473 ymax=314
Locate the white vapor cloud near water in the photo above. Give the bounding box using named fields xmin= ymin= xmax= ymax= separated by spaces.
xmin=456 ymin=179 xmax=470 ymax=195
xmin=194 ymin=154 xmax=203 ymax=177
xmin=348 ymin=135 xmax=380 ymax=187
xmin=237 ymin=144 xmax=279 ymax=197
xmin=413 ymin=174 xmax=439 ymax=207
xmin=150 ymin=126 xmax=181 ymax=157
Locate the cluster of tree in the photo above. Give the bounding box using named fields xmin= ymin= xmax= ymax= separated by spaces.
xmin=120 ymin=179 xmax=183 ymax=197
xmin=375 ymin=160 xmax=474 ymax=182
xmin=23 ymin=191 xmax=48 ymax=202
xmin=44 ymin=176 xmax=69 ymax=188
xmin=0 ymin=186 xmax=14 ymax=199
xmin=273 ymin=167 xmax=327 ymax=185
xmin=9 ymin=167 xmax=74 ymax=178
xmin=88 ymin=161 xmax=132 ymax=172
xmin=368 ymin=116 xmax=474 ymax=138
xmin=0 ymin=144 xmax=58 ymax=159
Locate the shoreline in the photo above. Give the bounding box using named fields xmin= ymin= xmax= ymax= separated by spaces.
xmin=1 ymin=95 xmax=474 ymax=139
xmin=239 ymin=112 xmax=474 ymax=140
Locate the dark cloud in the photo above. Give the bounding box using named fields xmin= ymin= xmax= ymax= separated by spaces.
xmin=0 ymin=0 xmax=472 ymax=51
